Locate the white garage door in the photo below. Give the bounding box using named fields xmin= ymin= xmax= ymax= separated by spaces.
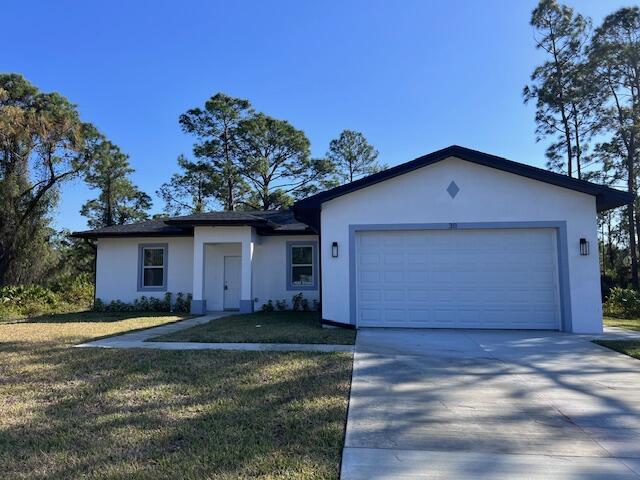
xmin=356 ymin=229 xmax=560 ymax=329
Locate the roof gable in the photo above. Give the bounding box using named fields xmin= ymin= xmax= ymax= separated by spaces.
xmin=293 ymin=145 xmax=632 ymax=213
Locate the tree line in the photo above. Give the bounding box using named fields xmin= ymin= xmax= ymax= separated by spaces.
xmin=0 ymin=76 xmax=383 ymax=286
xmin=524 ymin=1 xmax=640 ymax=290
xmin=2 ymin=0 xmax=639 ymax=292
xmin=158 ymin=94 xmax=385 ymax=213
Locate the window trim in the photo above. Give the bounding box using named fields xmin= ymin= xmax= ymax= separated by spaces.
xmin=137 ymin=243 xmax=168 ymax=292
xmin=286 ymin=241 xmax=318 ymax=291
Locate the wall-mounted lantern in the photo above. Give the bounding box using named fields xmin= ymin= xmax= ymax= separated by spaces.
xmin=579 ymin=238 xmax=590 ymax=256
xmin=332 ymin=242 xmax=339 ymax=258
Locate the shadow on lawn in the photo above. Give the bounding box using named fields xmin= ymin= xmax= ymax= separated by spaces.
xmin=0 ymin=338 xmax=351 ymax=480
xmin=4 ymin=310 xmax=181 ymax=325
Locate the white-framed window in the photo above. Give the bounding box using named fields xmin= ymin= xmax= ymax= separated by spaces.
xmin=287 ymin=241 xmax=317 ymax=290
xmin=138 ymin=244 xmax=167 ymax=291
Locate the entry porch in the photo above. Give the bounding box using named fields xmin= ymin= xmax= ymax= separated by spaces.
xmin=190 ymin=226 xmax=256 ymax=314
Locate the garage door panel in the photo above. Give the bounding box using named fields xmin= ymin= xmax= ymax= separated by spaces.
xmin=356 ymin=229 xmax=560 ymax=329
xmin=360 ymin=271 xmax=380 ymax=283
xmin=383 ymin=289 xmax=406 ymax=301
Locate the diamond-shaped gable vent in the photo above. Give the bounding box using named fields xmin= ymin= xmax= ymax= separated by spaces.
xmin=446 ymin=181 xmax=460 ymax=199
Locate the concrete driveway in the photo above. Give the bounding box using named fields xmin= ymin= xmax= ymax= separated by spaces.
xmin=341 ymin=329 xmax=640 ymax=479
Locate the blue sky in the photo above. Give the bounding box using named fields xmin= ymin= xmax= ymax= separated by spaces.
xmin=1 ymin=0 xmax=630 ymax=231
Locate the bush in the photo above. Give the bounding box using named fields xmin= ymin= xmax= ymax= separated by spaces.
xmin=94 ymin=292 xmax=190 ymax=313
xmin=301 ymin=298 xmax=310 ymax=311
xmin=260 ymin=300 xmax=275 ymax=312
xmin=49 ymin=273 xmax=94 ymax=306
xmin=291 ymin=292 xmax=304 ymax=311
xmin=603 ymin=287 xmax=640 ymax=318
xmin=0 ymin=279 xmax=95 ymax=319
xmin=174 ymin=292 xmax=192 ymax=313
xmin=260 ymin=296 xmax=318 ymax=313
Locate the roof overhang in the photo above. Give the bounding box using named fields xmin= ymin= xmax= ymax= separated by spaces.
xmin=70 ymin=228 xmax=194 ymax=239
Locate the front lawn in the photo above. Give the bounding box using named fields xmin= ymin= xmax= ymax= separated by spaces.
xmin=594 ymin=339 xmax=640 ymax=360
xmin=604 ymin=316 xmax=640 ymax=331
xmin=0 ymin=312 xmax=353 ymax=479
xmin=151 ymin=311 xmax=357 ymax=345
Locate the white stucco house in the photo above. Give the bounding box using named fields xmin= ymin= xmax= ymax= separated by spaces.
xmin=74 ymin=146 xmax=632 ymax=334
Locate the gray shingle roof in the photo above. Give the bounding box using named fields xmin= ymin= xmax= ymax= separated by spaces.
xmin=71 ymin=219 xmax=192 ymax=238
xmin=72 ymin=210 xmax=312 ymax=238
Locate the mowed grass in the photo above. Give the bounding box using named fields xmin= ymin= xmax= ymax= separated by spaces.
xmin=0 ymin=312 xmax=353 ymax=479
xmin=595 ymin=339 xmax=640 ymax=360
xmin=604 ymin=316 xmax=640 ymax=331
xmin=152 ymin=311 xmax=356 ymax=345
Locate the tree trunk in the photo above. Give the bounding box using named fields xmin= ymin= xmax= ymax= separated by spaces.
xmin=0 ymin=236 xmax=17 ymax=286
xmin=227 ymin=179 xmax=234 ymax=211
xmin=600 ymin=221 xmax=606 ymax=273
xmin=105 ymin=176 xmax=113 ymax=226
xmin=628 ymin=204 xmax=638 ymax=288
xmin=607 ymin=216 xmax=614 ymax=269
xmin=628 ymin=152 xmax=638 ymax=288
xmin=548 ymin=24 xmax=574 ymax=177
xmin=572 ymin=103 xmax=582 ymax=179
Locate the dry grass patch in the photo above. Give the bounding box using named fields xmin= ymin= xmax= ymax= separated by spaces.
xmin=0 ymin=312 xmax=352 ymax=480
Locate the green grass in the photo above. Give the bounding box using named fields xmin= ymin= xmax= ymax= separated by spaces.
xmin=0 ymin=311 xmax=352 ymax=479
xmin=151 ymin=311 xmax=357 ymax=345
xmin=594 ymin=339 xmax=640 ymax=360
xmin=604 ymin=316 xmax=640 ymax=331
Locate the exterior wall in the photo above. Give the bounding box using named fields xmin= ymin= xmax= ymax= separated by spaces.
xmin=253 ymin=235 xmax=320 ymax=310
xmin=94 ymin=232 xmax=319 ymax=311
xmin=320 ymin=156 xmax=603 ymax=333
xmin=95 ymin=236 xmax=193 ymax=303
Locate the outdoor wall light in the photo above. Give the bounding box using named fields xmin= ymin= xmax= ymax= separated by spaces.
xmin=332 ymin=242 xmax=339 ymax=258
xmin=579 ymin=238 xmax=590 ymax=256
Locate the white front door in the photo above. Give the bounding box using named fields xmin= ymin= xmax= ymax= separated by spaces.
xmin=356 ymin=229 xmax=561 ymax=329
xmin=223 ymin=256 xmax=241 ymax=310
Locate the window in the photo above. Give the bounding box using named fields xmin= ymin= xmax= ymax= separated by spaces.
xmin=138 ymin=244 xmax=168 ymax=291
xmin=287 ymin=241 xmax=317 ymax=290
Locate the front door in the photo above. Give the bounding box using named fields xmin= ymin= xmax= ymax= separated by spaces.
xmin=223 ymin=256 xmax=241 ymax=310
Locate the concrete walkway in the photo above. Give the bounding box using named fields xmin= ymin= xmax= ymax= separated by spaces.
xmin=341 ymin=328 xmax=640 ymax=479
xmin=75 ymin=312 xmax=354 ymax=353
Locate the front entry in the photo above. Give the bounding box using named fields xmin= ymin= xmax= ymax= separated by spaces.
xmin=223 ymin=255 xmax=241 ymax=310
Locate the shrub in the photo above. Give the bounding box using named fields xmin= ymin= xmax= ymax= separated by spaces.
xmin=148 ymin=296 xmax=170 ymax=312
xmin=312 ymin=299 xmax=320 ymax=312
xmin=102 ymin=300 xmax=135 ymax=312
xmin=301 ymin=298 xmax=310 ymax=311
xmin=174 ymin=292 xmax=192 ymax=313
xmin=0 ymin=276 xmax=95 ymax=319
xmin=93 ymin=298 xmax=105 ymax=312
xmin=0 ymin=284 xmax=63 ymax=318
xmin=49 ymin=274 xmax=94 ymax=307
xmin=275 ymin=299 xmax=288 ymax=311
xmin=291 ymin=292 xmax=304 ymax=311
xmin=603 ymin=287 xmax=640 ymax=318
xmin=261 ymin=300 xmax=275 ymax=312
xmin=93 ymin=292 xmax=185 ymax=313
xmin=134 ymin=296 xmax=150 ymax=311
